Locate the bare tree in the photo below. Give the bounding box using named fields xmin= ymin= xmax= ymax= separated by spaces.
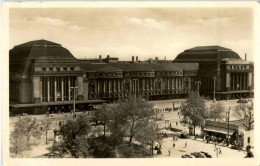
xmin=208 ymin=102 xmax=225 ymax=121
xmin=233 ymin=102 xmax=254 ymax=131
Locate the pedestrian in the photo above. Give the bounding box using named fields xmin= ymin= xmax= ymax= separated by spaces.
xmin=170 ymin=123 xmax=172 ymax=128
xmin=173 ymin=142 xmax=175 ymax=147
xmin=176 ymin=122 xmax=178 ymax=126
xmin=219 ymin=148 xmax=222 ymax=155
xmin=168 ymin=149 xmax=171 ymax=156
xmin=178 ymin=112 xmax=179 ymax=115
xmin=245 ymin=145 xmax=254 ymax=158
xmin=185 ymin=141 xmax=187 ymax=148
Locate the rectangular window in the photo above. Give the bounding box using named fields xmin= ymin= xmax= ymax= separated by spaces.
xmin=248 ymin=137 xmax=250 ymax=144
xmin=70 ymin=67 xmax=74 ymax=71
xmin=42 ymin=67 xmax=46 ymax=71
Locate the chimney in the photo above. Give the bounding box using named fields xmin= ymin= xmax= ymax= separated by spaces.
xmin=99 ymin=55 xmax=102 ymax=63
xmin=132 ymin=56 xmax=134 ymax=62
xmin=245 ymin=53 xmax=247 ymax=61
xmin=136 ymin=56 xmax=138 ymax=62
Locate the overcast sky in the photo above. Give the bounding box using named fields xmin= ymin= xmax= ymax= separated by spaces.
xmin=10 ymin=8 xmax=254 ymax=61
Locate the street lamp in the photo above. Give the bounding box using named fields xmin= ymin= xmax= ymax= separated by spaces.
xmin=226 ymin=107 xmax=231 ymax=146
xmin=70 ymin=86 xmax=78 ymax=121
xmin=194 ymin=81 xmax=201 ymax=94
xmin=213 ymin=77 xmax=217 ymax=102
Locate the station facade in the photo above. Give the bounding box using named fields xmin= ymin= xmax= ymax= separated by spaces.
xmin=174 ymin=46 xmax=254 ymax=100
xmin=9 ymin=40 xmax=254 ymax=113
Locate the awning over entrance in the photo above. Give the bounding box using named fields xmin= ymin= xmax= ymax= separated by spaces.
xmin=10 ymin=99 xmax=107 ymax=108
xmin=213 ymin=90 xmax=253 ymax=94
xmin=203 ymin=126 xmax=236 ymax=136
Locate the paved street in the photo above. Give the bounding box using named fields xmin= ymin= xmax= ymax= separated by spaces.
xmin=154 ymin=137 xmax=246 ymax=158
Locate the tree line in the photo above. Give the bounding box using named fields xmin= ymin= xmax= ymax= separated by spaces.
xmin=10 ymin=91 xmax=253 ymax=158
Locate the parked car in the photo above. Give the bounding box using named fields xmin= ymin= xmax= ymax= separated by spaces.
xmin=237 ymin=99 xmax=248 ymax=103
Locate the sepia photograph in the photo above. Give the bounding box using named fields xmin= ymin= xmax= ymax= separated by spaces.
xmin=1 ymin=1 xmax=260 ymax=166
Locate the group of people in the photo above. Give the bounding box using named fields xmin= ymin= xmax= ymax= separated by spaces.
xmin=154 ymin=144 xmax=162 ymax=155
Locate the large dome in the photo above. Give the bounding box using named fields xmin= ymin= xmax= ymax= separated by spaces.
xmin=9 ymin=39 xmax=79 ymax=74
xmin=174 ymin=46 xmax=241 ymax=62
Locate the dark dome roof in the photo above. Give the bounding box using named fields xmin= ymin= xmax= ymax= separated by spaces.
xmin=174 ymin=46 xmax=241 ymax=61
xmin=10 ymin=39 xmax=77 ymax=61
xmin=14 ymin=39 xmax=61 ymax=48
xmin=9 ymin=39 xmax=78 ymax=74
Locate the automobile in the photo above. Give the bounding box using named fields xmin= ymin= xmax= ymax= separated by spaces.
xmin=200 ymin=151 xmax=212 ymax=158
xmin=237 ymin=99 xmax=248 ymax=103
xmin=182 ymin=154 xmax=194 ymax=158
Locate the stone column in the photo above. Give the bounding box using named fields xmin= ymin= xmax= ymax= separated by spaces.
xmin=103 ymin=80 xmax=106 ymax=93
xmin=232 ymin=75 xmax=236 ymax=91
xmin=150 ymin=78 xmax=153 ymax=91
xmin=181 ymin=78 xmax=183 ymax=89
xmin=235 ymin=75 xmax=238 ymax=90
xmin=47 ymin=77 xmax=50 ymax=102
xmin=118 ymin=79 xmax=120 ymax=93
xmin=240 ymin=75 xmax=243 ymax=90
xmin=243 ymin=74 xmax=246 ymax=90
xmin=32 ymin=76 xmax=41 ymax=103
xmin=39 ymin=77 xmax=42 ymax=102
xmin=226 ymin=72 xmax=230 ymax=91
xmin=108 ymin=80 xmax=111 ymax=94
xmin=188 ymin=78 xmax=191 ymax=90
xmin=97 ymin=80 xmax=100 ymax=95
xmin=114 ymin=79 xmax=116 ymax=92
xmin=176 ymin=78 xmax=178 ymax=89
xmin=179 ymin=78 xmax=182 ymax=89
xmin=61 ymin=77 xmax=64 ymax=101
xmin=121 ymin=79 xmax=124 ymax=96
xmin=171 ymin=78 xmax=174 ymax=89
xmin=248 ymin=72 xmax=252 ymax=90
xmin=67 ymin=77 xmax=70 ymax=100
xmin=142 ymin=78 xmax=145 ymax=94
xmin=82 ymin=74 xmax=88 ymax=100
xmin=77 ymin=76 xmax=83 ymax=97
xmin=153 ymin=78 xmax=156 ymax=91
xmin=146 ymin=78 xmax=149 ymax=91
xmin=54 ymin=77 xmax=57 ymax=101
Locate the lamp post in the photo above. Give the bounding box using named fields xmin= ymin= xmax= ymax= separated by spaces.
xmin=213 ymin=77 xmax=217 ymax=102
xmin=226 ymin=107 xmax=230 ymax=146
xmin=194 ymin=81 xmax=201 ymax=94
xmin=70 ymin=86 xmax=78 ymax=121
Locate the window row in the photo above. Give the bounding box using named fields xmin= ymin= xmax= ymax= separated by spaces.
xmin=229 ymin=65 xmax=248 ymax=70
xmin=36 ymin=66 xmax=75 ymax=72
